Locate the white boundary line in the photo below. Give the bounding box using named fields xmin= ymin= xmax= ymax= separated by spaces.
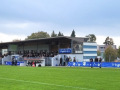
xmin=0 ymin=77 xmax=95 ymax=90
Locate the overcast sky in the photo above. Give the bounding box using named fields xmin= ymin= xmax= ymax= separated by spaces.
xmin=0 ymin=0 xmax=120 ymax=47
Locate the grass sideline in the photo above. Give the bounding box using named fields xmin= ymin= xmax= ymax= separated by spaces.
xmin=0 ymin=66 xmax=120 ymax=90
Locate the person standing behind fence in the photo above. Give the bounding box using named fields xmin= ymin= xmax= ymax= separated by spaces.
xmin=95 ymin=57 xmax=98 ymax=62
xmin=12 ymin=59 xmax=14 ymax=66
xmin=90 ymin=58 xmax=93 ymax=68
xmin=12 ymin=57 xmax=15 ymax=66
xmin=29 ymin=61 xmax=31 ymax=66
xmin=32 ymin=61 xmax=35 ymax=66
xmin=63 ymin=55 xmax=66 ymax=66
xmin=35 ymin=61 xmax=36 ymax=66
xmin=15 ymin=60 xmax=17 ymax=66
xmin=73 ymin=57 xmax=76 ymax=62
xmin=99 ymin=58 xmax=102 ymax=68
xmin=66 ymin=57 xmax=69 ymax=66
xmin=69 ymin=56 xmax=72 ymax=62
xmin=59 ymin=57 xmax=62 ymax=66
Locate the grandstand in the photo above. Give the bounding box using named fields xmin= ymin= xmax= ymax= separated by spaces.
xmin=0 ymin=36 xmax=97 ymax=66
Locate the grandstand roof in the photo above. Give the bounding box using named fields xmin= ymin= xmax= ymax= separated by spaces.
xmin=0 ymin=36 xmax=89 ymax=47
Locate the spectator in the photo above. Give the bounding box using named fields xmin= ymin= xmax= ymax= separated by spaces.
xmin=35 ymin=61 xmax=36 ymax=66
xmin=38 ymin=64 xmax=41 ymax=67
xmin=99 ymin=58 xmax=102 ymax=68
xmin=90 ymin=58 xmax=93 ymax=68
xmin=66 ymin=57 xmax=69 ymax=66
xmin=63 ymin=55 xmax=66 ymax=66
xmin=95 ymin=57 xmax=98 ymax=62
xmin=73 ymin=57 xmax=76 ymax=62
xmin=69 ymin=56 xmax=72 ymax=62
xmin=12 ymin=60 xmax=14 ymax=66
xmin=32 ymin=61 xmax=35 ymax=66
xmin=59 ymin=57 xmax=63 ymax=66
xmin=15 ymin=60 xmax=17 ymax=66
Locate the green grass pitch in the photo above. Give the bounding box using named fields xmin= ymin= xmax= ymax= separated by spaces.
xmin=0 ymin=66 xmax=120 ymax=90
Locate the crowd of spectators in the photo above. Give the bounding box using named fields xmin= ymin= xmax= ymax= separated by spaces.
xmin=27 ymin=61 xmax=41 ymax=66
xmin=0 ymin=53 xmax=8 ymax=58
xmin=17 ymin=50 xmax=58 ymax=58
xmin=0 ymin=50 xmax=58 ymax=59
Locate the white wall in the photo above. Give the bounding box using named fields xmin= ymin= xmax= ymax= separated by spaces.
xmin=2 ymin=49 xmax=8 ymax=55
xmin=59 ymin=54 xmax=83 ymax=62
xmin=51 ymin=55 xmax=61 ymax=66
xmin=41 ymin=59 xmax=45 ymax=66
xmin=51 ymin=54 xmax=84 ymax=66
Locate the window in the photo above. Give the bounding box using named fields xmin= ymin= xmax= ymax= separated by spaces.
xmin=83 ymin=56 xmax=96 ymax=59
xmin=83 ymin=51 xmax=97 ymax=54
xmin=83 ymin=45 xmax=97 ymax=49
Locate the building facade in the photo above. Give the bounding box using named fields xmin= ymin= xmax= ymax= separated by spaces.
xmin=83 ymin=42 xmax=97 ymax=62
xmin=0 ymin=36 xmax=97 ymax=66
xmin=98 ymin=45 xmax=116 ymax=61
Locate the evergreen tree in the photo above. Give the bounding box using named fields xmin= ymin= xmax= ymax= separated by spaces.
xmin=51 ymin=30 xmax=57 ymax=37
xmin=71 ymin=29 xmax=76 ymax=37
xmin=58 ymin=31 xmax=62 ymax=36
xmin=58 ymin=31 xmax=64 ymax=36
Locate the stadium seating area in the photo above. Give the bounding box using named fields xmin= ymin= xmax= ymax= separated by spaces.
xmin=20 ymin=50 xmax=58 ymax=57
xmin=0 ymin=50 xmax=58 ymax=59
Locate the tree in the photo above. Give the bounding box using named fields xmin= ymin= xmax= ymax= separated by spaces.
xmin=58 ymin=31 xmax=64 ymax=36
xmin=104 ymin=45 xmax=117 ymax=62
xmin=117 ymin=46 xmax=120 ymax=58
xmin=51 ymin=30 xmax=57 ymax=37
xmin=86 ymin=34 xmax=96 ymax=42
xmin=26 ymin=31 xmax=50 ymax=40
xmin=97 ymin=50 xmax=101 ymax=56
xmin=103 ymin=36 xmax=114 ymax=45
xmin=71 ymin=29 xmax=76 ymax=37
xmin=58 ymin=31 xmax=61 ymax=36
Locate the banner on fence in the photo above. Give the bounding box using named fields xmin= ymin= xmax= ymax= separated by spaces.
xmin=5 ymin=61 xmax=24 ymax=65
xmin=68 ymin=62 xmax=120 ymax=68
